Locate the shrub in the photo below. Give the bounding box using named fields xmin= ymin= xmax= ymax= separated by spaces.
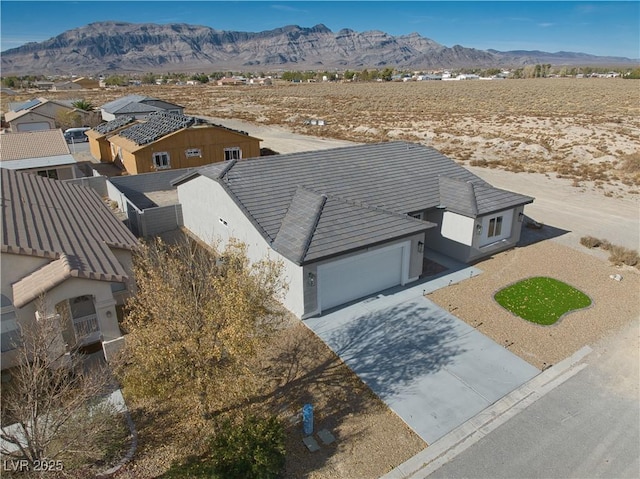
xmin=608 ymin=245 xmax=639 ymax=267
xmin=164 ymin=415 xmax=285 ymax=479
xmin=209 ymin=415 xmax=285 ymax=479
xmin=580 ymin=236 xmax=601 ymax=248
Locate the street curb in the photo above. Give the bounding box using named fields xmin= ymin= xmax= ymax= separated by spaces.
xmin=381 ymin=345 xmax=593 ymax=479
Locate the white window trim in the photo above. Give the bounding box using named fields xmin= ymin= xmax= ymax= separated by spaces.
xmin=152 ymin=151 xmax=171 ymax=170
xmin=185 ymin=148 xmax=202 ymax=158
xmin=224 ymin=147 xmax=242 ymax=161
xmin=488 ymin=216 xmax=503 ymax=238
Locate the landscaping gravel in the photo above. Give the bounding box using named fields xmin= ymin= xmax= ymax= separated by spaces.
xmin=427 ymin=239 xmax=639 ymax=370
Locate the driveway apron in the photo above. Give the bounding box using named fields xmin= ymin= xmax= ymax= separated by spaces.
xmin=304 ymin=279 xmax=540 ymax=444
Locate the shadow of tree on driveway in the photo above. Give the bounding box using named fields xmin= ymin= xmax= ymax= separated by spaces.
xmin=322 ymin=299 xmax=464 ymax=401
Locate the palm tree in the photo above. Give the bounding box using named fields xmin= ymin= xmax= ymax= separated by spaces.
xmin=71 ymin=99 xmax=95 ymax=111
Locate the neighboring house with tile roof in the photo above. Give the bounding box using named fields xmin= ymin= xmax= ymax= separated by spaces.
xmin=88 ymin=112 xmax=261 ymax=174
xmin=174 ymin=141 xmax=534 ymax=318
xmin=0 ymin=129 xmax=81 ymax=180
xmin=1 ymin=169 xmax=139 ymax=369
xmin=99 ymin=95 xmax=184 ymax=121
xmin=5 ymin=98 xmax=100 ymax=133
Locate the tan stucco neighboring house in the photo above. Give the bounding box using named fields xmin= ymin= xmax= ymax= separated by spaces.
xmin=50 ymin=78 xmax=100 ymax=92
xmin=5 ymin=98 xmax=100 ymax=132
xmin=51 ymin=81 xmax=83 ymax=91
xmin=1 ymin=169 xmax=139 ymax=369
xmin=89 ymin=112 xmax=262 ymax=174
xmin=72 ymin=77 xmax=100 ymax=89
xmin=0 ymin=129 xmax=82 ymax=180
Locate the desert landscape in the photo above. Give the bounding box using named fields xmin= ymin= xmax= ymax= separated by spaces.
xmin=19 ymin=77 xmax=639 ymax=197
xmin=3 ymin=78 xmax=638 ymax=478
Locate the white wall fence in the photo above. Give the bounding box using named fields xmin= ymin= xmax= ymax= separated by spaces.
xmin=65 ymin=172 xmax=186 ymax=239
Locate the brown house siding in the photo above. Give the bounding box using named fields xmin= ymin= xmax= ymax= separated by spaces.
xmin=109 ymin=125 xmax=261 ymax=175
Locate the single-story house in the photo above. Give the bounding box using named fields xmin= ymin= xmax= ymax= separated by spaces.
xmin=52 ymin=81 xmax=83 ymax=91
xmin=72 ymin=77 xmax=100 ymax=89
xmin=89 ymin=112 xmax=262 ymax=174
xmin=1 ymin=169 xmax=139 ymax=369
xmin=0 ymin=129 xmax=82 ymax=180
xmin=173 ymin=141 xmax=534 ymax=318
xmin=5 ymin=98 xmax=99 ymax=132
xmin=99 ymin=95 xmax=184 ymax=122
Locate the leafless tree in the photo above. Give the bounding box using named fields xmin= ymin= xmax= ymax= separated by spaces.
xmin=0 ymin=297 xmax=125 ymax=467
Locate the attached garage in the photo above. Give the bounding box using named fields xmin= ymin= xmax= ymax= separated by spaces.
xmin=17 ymin=122 xmax=51 ymax=132
xmin=317 ymin=242 xmax=410 ymax=311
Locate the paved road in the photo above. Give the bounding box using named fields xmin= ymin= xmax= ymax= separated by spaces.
xmin=427 ymin=319 xmax=640 ymax=479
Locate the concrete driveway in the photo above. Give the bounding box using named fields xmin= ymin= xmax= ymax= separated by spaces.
xmin=304 ymin=267 xmax=540 ymax=444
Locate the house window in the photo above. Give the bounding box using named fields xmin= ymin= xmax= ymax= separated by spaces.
xmin=1 ymin=295 xmax=20 ymax=353
xmin=37 ymin=169 xmax=58 ymax=180
xmin=110 ymin=282 xmax=127 ymax=293
xmin=488 ymin=216 xmax=503 ymax=238
xmin=152 ymin=152 xmax=171 ymax=169
xmin=185 ymin=148 xmax=202 ymax=158
xmin=224 ymin=147 xmax=242 ymax=161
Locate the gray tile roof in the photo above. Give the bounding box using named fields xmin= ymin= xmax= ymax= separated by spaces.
xmin=118 ymin=112 xmax=195 ymax=146
xmin=179 ymin=141 xmax=533 ymax=264
xmin=438 ymin=175 xmax=533 ymax=216
xmin=1 ymin=169 xmax=139 ymax=308
xmin=100 ymin=95 xmax=184 ymax=115
xmin=99 ymin=94 xmax=149 ymax=113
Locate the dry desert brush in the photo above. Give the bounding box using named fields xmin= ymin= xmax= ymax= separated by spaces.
xmin=580 ymin=236 xmax=639 ymax=268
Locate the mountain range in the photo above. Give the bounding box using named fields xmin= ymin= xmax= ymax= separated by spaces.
xmin=1 ymin=21 xmax=636 ymax=75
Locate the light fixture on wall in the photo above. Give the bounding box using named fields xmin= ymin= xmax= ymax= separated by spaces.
xmin=476 ymin=224 xmax=482 ymax=235
xmin=518 ymin=212 xmax=524 ymax=222
xmin=106 ymin=311 xmax=113 ymax=318
xmin=307 ymin=272 xmax=315 ymax=286
xmin=417 ymin=241 xmax=424 ymax=253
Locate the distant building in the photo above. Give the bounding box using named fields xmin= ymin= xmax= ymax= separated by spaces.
xmin=0 ymin=129 xmax=82 ymax=180
xmin=87 ymin=112 xmax=262 ymax=175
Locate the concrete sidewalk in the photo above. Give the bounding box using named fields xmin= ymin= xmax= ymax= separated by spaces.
xmin=381 ymin=345 xmax=593 ymax=478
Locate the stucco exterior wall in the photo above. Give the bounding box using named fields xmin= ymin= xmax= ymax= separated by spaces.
xmin=441 ymin=211 xmax=475 ymax=246
xmin=9 ymin=111 xmax=55 ymax=132
xmin=468 ymin=206 xmax=526 ymax=262
xmin=1 ymin=253 xmax=125 ymax=369
xmin=178 ymin=176 xmax=305 ymax=316
xmin=426 ymin=206 xmax=527 ymax=263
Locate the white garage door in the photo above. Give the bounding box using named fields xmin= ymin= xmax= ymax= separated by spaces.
xmin=318 ymin=243 xmax=408 ymax=311
xmin=17 ymin=122 xmax=50 ymax=132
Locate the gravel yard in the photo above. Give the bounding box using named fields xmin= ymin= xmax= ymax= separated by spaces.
xmin=427 ymin=239 xmax=639 ymax=370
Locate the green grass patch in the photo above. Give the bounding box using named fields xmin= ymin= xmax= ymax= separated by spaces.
xmin=495 ymin=277 xmax=591 ymax=325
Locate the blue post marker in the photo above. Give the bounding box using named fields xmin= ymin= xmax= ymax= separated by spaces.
xmin=302 ymin=403 xmax=314 ymax=436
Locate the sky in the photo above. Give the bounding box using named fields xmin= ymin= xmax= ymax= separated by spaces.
xmin=1 ymin=1 xmax=639 ymax=58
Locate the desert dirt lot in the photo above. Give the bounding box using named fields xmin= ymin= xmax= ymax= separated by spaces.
xmin=45 ymin=78 xmax=640 ymax=197
xmin=11 ymin=80 xmax=637 ymax=478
